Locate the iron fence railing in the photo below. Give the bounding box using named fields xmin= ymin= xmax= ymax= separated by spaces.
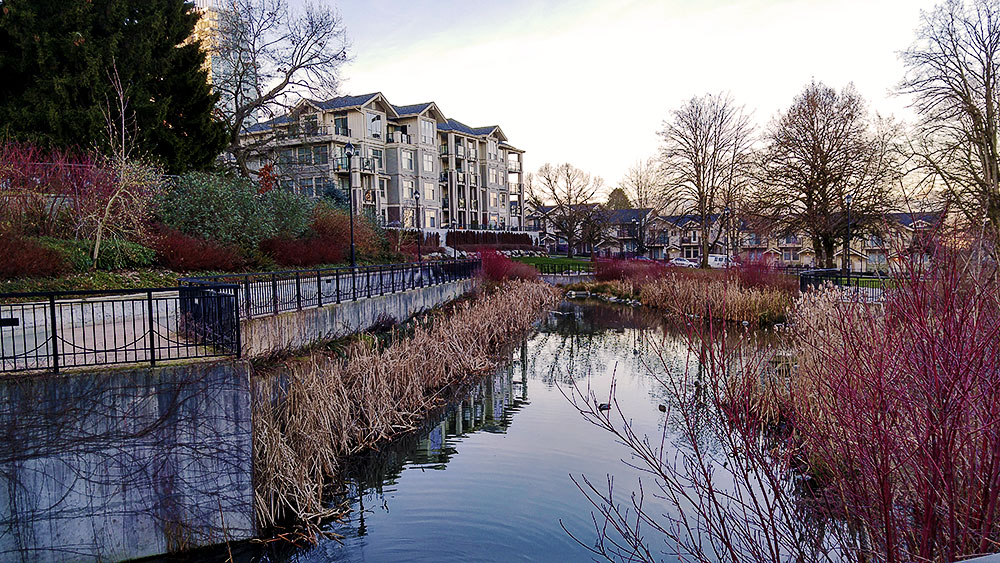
xmin=0 ymin=285 xmax=240 ymax=374
xmin=536 ymin=263 xmax=595 ymax=276
xmin=798 ymin=269 xmax=892 ymax=302
xmin=180 ymin=259 xmax=481 ymax=319
xmin=1 ymin=259 xmax=481 ymax=373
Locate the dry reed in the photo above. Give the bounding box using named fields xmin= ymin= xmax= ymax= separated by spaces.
xmin=639 ymin=273 xmax=792 ymax=325
xmin=250 ymin=280 xmax=559 ymax=533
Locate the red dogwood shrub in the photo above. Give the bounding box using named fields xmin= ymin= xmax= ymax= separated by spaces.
xmin=152 ymin=228 xmax=245 ymax=272
xmin=480 ymin=249 xmax=538 ymax=282
xmin=0 ymin=233 xmax=68 ymax=279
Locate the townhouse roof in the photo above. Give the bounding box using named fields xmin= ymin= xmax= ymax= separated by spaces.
xmin=659 ymin=213 xmax=722 ymax=226
xmin=311 ymin=92 xmax=384 ymax=111
xmin=603 ymin=208 xmax=654 ymax=224
xmin=887 ymin=211 xmax=944 ymax=228
xmin=245 ymin=114 xmax=292 ymax=133
xmin=393 ymin=102 xmax=435 ymax=116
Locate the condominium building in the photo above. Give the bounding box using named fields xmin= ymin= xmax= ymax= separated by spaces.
xmin=240 ymin=92 xmax=526 ymax=232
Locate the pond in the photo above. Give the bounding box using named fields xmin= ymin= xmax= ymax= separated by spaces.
xmin=223 ymin=300 xmax=758 ymax=563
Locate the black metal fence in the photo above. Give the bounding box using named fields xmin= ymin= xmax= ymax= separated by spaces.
xmin=180 ymin=259 xmax=481 ymax=319
xmin=799 ymin=269 xmax=893 ymax=302
xmin=535 ymin=263 xmax=595 ymax=276
xmin=1 ymin=259 xmax=481 ymax=374
xmin=0 ymin=285 xmax=240 ymax=374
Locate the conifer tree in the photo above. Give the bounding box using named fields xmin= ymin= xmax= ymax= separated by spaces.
xmin=0 ymin=0 xmax=228 ymax=173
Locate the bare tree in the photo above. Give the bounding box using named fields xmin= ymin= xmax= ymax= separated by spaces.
xmin=659 ymin=93 xmax=754 ymax=267
xmin=527 ymin=163 xmax=604 ymax=258
xmin=900 ymin=0 xmax=1000 ymax=240
xmin=758 ymin=81 xmax=898 ymax=269
xmin=211 ymin=0 xmax=349 ymax=176
xmin=619 ymin=158 xmax=669 ymax=211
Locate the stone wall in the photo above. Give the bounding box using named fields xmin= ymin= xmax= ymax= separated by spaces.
xmin=0 ymin=360 xmax=255 ymax=562
xmin=241 ymin=278 xmax=476 ymax=357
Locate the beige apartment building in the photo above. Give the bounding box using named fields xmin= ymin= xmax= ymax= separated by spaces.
xmin=240 ymin=92 xmax=526 ymax=233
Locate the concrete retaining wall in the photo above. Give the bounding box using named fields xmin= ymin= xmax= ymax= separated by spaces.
xmin=0 ymin=360 xmax=255 ymax=562
xmin=241 ymin=278 xmax=476 ymax=357
xmin=541 ymin=274 xmax=593 ymax=286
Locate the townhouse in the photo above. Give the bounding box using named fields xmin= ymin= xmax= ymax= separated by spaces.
xmin=240 ymin=92 xmax=526 ymax=233
xmin=526 ymin=202 xmax=944 ymax=271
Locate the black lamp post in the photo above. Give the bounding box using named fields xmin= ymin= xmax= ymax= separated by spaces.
xmin=844 ymin=193 xmax=853 ymax=278
xmin=414 ymin=188 xmax=422 ymax=263
xmin=344 ymin=142 xmax=357 ymax=269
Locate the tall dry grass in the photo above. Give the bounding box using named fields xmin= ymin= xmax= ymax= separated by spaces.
xmin=639 ymin=273 xmax=793 ymax=325
xmin=251 ymin=280 xmax=559 ymax=533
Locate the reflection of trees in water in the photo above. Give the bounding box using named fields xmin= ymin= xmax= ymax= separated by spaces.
xmin=0 ymin=364 xmax=254 ymax=562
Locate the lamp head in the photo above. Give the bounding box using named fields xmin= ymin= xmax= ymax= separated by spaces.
xmin=344 ymin=142 xmax=355 ymax=157
xmin=845 ymin=193 xmax=853 ymax=205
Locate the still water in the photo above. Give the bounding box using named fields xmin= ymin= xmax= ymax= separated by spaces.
xmin=246 ymin=301 xmax=707 ymax=562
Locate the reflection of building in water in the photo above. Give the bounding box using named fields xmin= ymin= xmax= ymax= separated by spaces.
xmin=344 ymin=358 xmax=529 ymax=495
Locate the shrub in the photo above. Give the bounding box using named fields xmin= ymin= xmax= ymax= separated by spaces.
xmin=264 ymin=189 xmax=313 ymax=239
xmin=594 ymin=258 xmax=667 ymax=286
xmin=152 ymin=228 xmax=245 ymax=272
xmin=480 ymin=249 xmax=538 ymax=282
xmin=730 ymin=257 xmax=798 ymax=293
xmin=309 ymin=203 xmax=381 ymax=258
xmin=260 ymin=237 xmax=344 ymax=267
xmin=37 ymin=237 xmax=156 ymax=271
xmin=0 ymin=233 xmax=67 ymax=279
xmin=156 ymin=172 xmax=275 ymax=250
xmin=446 ymin=230 xmax=533 ymax=248
xmin=386 ymin=229 xmax=442 ymax=257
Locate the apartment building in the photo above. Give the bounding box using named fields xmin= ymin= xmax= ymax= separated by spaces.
xmin=240 ymin=92 xmax=526 ymax=233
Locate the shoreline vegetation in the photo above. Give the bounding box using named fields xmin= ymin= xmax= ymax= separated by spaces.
xmin=249 ymin=279 xmax=559 ymax=536
xmin=564 ymin=258 xmax=796 ymax=325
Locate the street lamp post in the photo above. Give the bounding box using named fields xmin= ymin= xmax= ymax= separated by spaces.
xmin=845 ymin=193 xmax=853 ymax=282
xmin=414 ymin=188 xmax=422 ymax=263
xmin=344 ymin=142 xmax=357 ymax=269
xmin=631 ymin=218 xmax=639 ymax=257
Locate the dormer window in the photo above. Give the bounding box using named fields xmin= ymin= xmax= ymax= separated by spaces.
xmin=367 ymin=112 xmax=382 ymax=139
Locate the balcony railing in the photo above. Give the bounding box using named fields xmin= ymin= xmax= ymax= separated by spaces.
xmin=470 ymin=174 xmax=479 ymax=186
xmin=455 ymin=145 xmax=466 ymax=158
xmin=779 ymin=237 xmax=801 ymax=246
xmin=361 ymin=158 xmax=376 ymax=172
xmin=468 ymin=149 xmax=479 ymax=160
xmin=387 ymin=132 xmax=411 ymax=144
xmin=507 ymin=161 xmax=521 ymax=172
xmin=458 ymin=198 xmax=466 ymax=209
xmin=276 ymin=125 xmax=330 ymax=140
xmin=439 ymin=171 xmax=449 ymax=183
xmin=439 ymin=145 xmax=449 ymax=155
xmin=334 ymin=126 xmax=351 ymax=137
xmin=456 ymin=172 xmax=467 ymax=184
xmin=333 ymin=156 xmax=350 ymax=172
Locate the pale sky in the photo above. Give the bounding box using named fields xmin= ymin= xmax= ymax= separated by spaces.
xmin=331 ymin=0 xmax=939 ymax=192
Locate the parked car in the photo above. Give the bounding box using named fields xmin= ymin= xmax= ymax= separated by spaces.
xmin=669 ymin=257 xmax=699 ymax=268
xmin=707 ymin=254 xmax=734 ymax=269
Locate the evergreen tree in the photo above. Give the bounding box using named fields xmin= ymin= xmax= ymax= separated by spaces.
xmin=606 ymin=187 xmax=633 ymax=210
xmin=0 ymin=0 xmax=227 ymax=173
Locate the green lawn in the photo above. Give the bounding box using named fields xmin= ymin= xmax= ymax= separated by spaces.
xmin=512 ymin=256 xmax=592 ymax=267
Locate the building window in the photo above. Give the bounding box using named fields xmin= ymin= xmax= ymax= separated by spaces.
xmin=684 ymin=247 xmax=700 ymax=259
xmin=297 ymin=146 xmax=312 ymax=165
xmin=421 ymin=120 xmax=435 ymax=144
xmin=489 ymin=192 xmax=498 ymax=208
xmin=370 ymin=148 xmax=383 ymax=170
xmin=367 ymin=112 xmax=382 ymax=139
xmin=279 ymin=149 xmax=294 ymax=165
xmin=488 ymin=140 xmax=497 ymax=160
xmin=783 ymin=250 xmax=799 ymax=261
xmin=403 ymin=150 xmax=414 ymax=171
xmin=423 ymin=153 xmax=434 ymax=174
xmin=688 ymin=230 xmax=698 ymax=242
xmin=403 ymin=179 xmax=415 ymax=199
xmin=424 ymin=182 xmax=434 ymax=200
xmin=489 ymin=168 xmax=497 ymax=184
xmin=425 ymin=209 xmax=436 ymax=228
xmin=314 ymin=145 xmax=328 ymax=165
xmin=334 ymin=115 xmax=349 ymax=136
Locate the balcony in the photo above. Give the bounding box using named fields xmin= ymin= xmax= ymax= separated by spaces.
xmin=442 ymin=197 xmax=450 ymax=208
xmin=439 ymin=145 xmax=450 ymax=156
xmin=333 ymin=156 xmax=350 ymax=172
xmin=507 ymin=161 xmax=522 ymax=172
xmin=456 ymin=172 xmax=467 ymax=184
xmin=387 ymin=132 xmax=411 ymax=144
xmin=439 ymin=171 xmax=449 ymax=183
xmin=681 ymin=236 xmax=699 ymax=245
xmin=455 ymin=145 xmax=466 ymax=158
xmin=334 ymin=126 xmax=351 ymax=137
xmin=458 ymin=198 xmax=466 ymax=209
xmin=361 ymin=157 xmax=376 ymax=173
xmin=470 ymin=199 xmax=478 ymax=210
xmin=470 ymin=174 xmax=479 ymax=186
xmin=468 ymin=149 xmax=479 ymax=160
xmin=779 ymin=236 xmax=801 ymax=246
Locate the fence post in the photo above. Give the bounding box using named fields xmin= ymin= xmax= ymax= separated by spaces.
xmin=48 ymin=295 xmax=59 ymax=374
xmin=366 ymin=267 xmax=372 ymax=298
xmin=271 ymin=273 xmax=278 ymax=315
xmin=295 ymin=271 xmax=302 ymax=311
xmin=243 ymin=279 xmax=252 ymax=318
xmin=336 ymin=270 xmax=341 ymax=304
xmin=317 ymin=270 xmax=323 ymax=307
xmin=146 ymin=290 xmax=156 ymax=367
xmin=232 ymin=287 xmax=242 ymax=359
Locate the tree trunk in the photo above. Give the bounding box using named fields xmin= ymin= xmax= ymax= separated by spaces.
xmin=566 ymin=237 xmax=575 ymax=258
xmin=700 ymin=225 xmax=710 ymax=268
xmin=821 ymin=237 xmax=836 ymax=269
